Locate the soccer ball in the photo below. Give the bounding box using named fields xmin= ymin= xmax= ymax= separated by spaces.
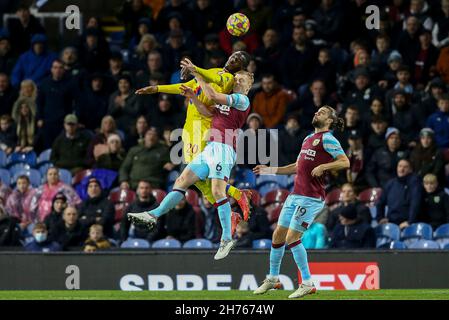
xmin=226 ymin=13 xmax=250 ymax=37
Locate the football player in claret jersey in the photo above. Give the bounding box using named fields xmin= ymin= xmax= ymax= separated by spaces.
xmin=129 ymin=69 xmax=254 ymax=260
xmin=253 ymin=106 xmax=350 ymax=298
xmin=134 ymin=51 xmax=253 ymax=223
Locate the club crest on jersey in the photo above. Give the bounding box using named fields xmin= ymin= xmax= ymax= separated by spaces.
xmin=215 ymin=104 xmax=230 ymax=115
xmin=312 ymin=139 xmax=320 ymax=146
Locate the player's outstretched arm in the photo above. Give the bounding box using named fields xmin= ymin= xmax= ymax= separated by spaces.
xmin=180 ymin=85 xmax=213 ymax=118
xmin=181 ymin=58 xmax=226 ymax=86
xmin=311 ymin=154 xmax=350 ymax=177
xmin=135 ymin=79 xmax=196 ymax=95
xmin=253 ymin=163 xmax=297 ymax=175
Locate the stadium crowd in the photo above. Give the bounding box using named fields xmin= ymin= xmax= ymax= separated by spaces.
xmin=0 ymin=0 xmax=449 ymax=251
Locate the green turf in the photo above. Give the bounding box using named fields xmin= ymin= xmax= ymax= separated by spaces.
xmin=0 ymin=289 xmax=448 ymax=300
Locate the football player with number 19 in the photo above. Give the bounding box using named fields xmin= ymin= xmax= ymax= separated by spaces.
xmin=253 ymin=106 xmax=350 ymax=299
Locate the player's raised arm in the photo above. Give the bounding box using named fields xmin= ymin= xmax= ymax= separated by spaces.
xmin=181 ymin=58 xmax=225 ymax=86
xmin=180 ymin=85 xmax=214 ymax=118
xmin=135 ymin=79 xmax=196 ymax=95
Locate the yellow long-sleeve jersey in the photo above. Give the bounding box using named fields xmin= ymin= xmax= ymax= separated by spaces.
xmin=157 ymin=67 xmax=234 ymax=163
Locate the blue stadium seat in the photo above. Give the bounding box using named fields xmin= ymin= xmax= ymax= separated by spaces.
xmin=234 ymin=168 xmax=256 ymax=189
xmin=58 ymin=169 xmax=73 ymax=185
xmin=407 ymin=239 xmax=440 ymax=249
xmin=152 ymin=239 xmax=182 ymax=249
xmin=0 ymin=150 xmax=6 ymax=167
xmin=183 ymin=239 xmax=213 ymax=249
xmin=235 ymin=182 xmax=253 ymax=190
xmin=0 ymin=169 xmax=11 ymax=185
xmin=120 ymin=238 xmax=150 ymax=249
xmin=256 ymin=175 xmax=289 ymax=189
xmin=375 ymin=223 xmax=400 ymax=241
xmin=253 ymin=239 xmax=272 ymax=249
xmin=38 ymin=162 xmax=54 ymax=177
xmin=258 ymin=182 xmax=281 ymax=197
xmin=444 ymin=243 xmax=449 ymax=250
xmin=434 ymin=223 xmax=449 ymax=239
xmin=12 ymin=169 xmax=41 ymax=188
xmin=7 ymin=151 xmax=37 ymax=167
xmin=37 ymin=149 xmax=52 ymax=165
xmin=401 ymin=223 xmax=433 ymax=245
xmin=378 ymin=240 xmax=406 ymax=249
xmin=9 ymin=163 xmax=31 ymax=176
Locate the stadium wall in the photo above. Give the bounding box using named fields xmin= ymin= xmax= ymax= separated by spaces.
xmin=0 ymin=251 xmax=448 ymax=290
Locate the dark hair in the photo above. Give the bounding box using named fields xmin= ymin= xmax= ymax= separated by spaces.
xmin=17 ymin=175 xmax=30 ymax=183
xmin=346 ymin=105 xmax=359 ymax=113
xmin=323 ymin=105 xmax=345 ymax=132
xmin=371 ymin=114 xmax=388 ymax=123
xmin=397 ymin=65 xmax=410 ymax=74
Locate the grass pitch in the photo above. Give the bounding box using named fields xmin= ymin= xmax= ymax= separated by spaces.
xmin=0 ymin=289 xmax=448 ymax=300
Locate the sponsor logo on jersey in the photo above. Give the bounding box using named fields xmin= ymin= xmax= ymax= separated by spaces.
xmin=215 ymin=104 xmax=231 ymax=115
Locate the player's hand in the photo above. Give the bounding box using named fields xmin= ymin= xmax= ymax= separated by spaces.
xmin=311 ymin=165 xmax=325 ymax=177
xmin=135 ymin=86 xmax=157 ymax=95
xmin=180 ymin=58 xmax=197 ymax=75
xmin=253 ymin=165 xmax=275 ymax=175
xmin=180 ymin=85 xmax=194 ymax=98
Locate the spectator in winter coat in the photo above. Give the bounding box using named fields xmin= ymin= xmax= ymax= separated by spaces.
xmin=234 ymin=221 xmax=253 ymax=248
xmin=366 ymin=115 xmax=389 ymax=154
xmin=426 ymin=94 xmax=449 ymax=148
xmin=49 ymin=206 xmax=88 ymax=250
xmin=25 ymin=223 xmax=61 ymax=252
xmin=278 ymin=114 xmax=308 ymax=166
xmin=376 ymin=159 xmax=422 ymax=229
xmin=165 ymin=198 xmax=196 ymax=242
xmin=43 ymin=192 xmax=67 ymax=233
xmin=5 ymin=175 xmax=35 ymax=233
xmin=78 ymin=178 xmax=115 ymax=238
xmin=30 ymin=167 xmax=81 ymax=222
xmin=0 ymin=114 xmax=16 ymax=155
xmin=197 ymin=194 xmax=220 ymax=243
xmin=94 ymin=133 xmax=126 ymax=172
xmin=11 ymin=97 xmax=36 ymax=153
xmin=0 ymin=73 xmax=18 ymax=116
xmin=11 ymin=34 xmax=57 ymax=88
xmin=0 ymin=30 xmax=16 ymax=75
xmin=86 ymin=115 xmax=118 ymax=167
xmin=418 ymin=174 xmax=449 ymax=229
xmin=84 ymin=224 xmax=111 ymax=249
xmin=0 ymin=205 xmax=21 ymax=246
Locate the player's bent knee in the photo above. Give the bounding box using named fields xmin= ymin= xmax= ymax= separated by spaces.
xmin=272 ymin=226 xmax=288 ymax=243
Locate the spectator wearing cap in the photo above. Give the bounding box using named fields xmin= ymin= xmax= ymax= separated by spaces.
xmin=43 ymin=192 xmax=67 ymax=233
xmin=251 ymin=73 xmax=295 ymax=129
xmin=5 ymin=175 xmax=35 ymax=233
xmin=108 ymin=74 xmax=142 ymax=136
xmin=416 ymin=78 xmax=446 ymax=126
xmin=78 ymin=27 xmax=110 ymax=73
xmin=30 ymin=167 xmax=81 ymax=222
xmin=304 ymin=19 xmax=328 ymax=48
xmin=366 ymin=115 xmax=389 ymax=154
xmin=278 ymin=114 xmax=308 ymax=166
xmin=366 ymin=127 xmax=409 ymax=188
xmin=6 ymin=5 xmax=45 ymax=56
xmin=49 ymin=206 xmax=88 ymax=250
xmin=253 ymin=29 xmax=282 ymax=76
xmin=329 ymin=201 xmax=375 ymax=249
xmin=191 ymin=0 xmax=222 ymax=41
xmin=94 ymin=133 xmax=126 ymax=171
xmin=119 ymin=128 xmax=173 ymax=189
xmin=390 ymin=90 xmax=420 ymax=146
xmin=75 ymin=72 xmax=110 ymax=131
xmin=426 ymin=94 xmax=449 ymax=148
xmin=380 ymin=50 xmax=403 ymax=88
xmin=419 ymin=173 xmax=449 ymax=229
xmin=0 ymin=30 xmax=16 ymax=74
xmin=25 ymin=223 xmax=61 ymax=252
xmin=11 ymin=33 xmax=57 ymax=88
xmin=50 ymin=114 xmax=91 ymax=174
xmin=148 ymin=93 xmax=184 ymax=133
xmin=78 ymin=177 xmax=115 ymax=238
xmin=410 ymin=128 xmax=445 ymax=183
xmin=36 ymin=59 xmax=74 ymax=149
xmin=0 ymin=73 xmax=18 ymax=116
xmin=376 ymin=159 xmax=422 ymax=229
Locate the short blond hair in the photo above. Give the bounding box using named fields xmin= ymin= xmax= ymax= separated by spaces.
xmin=423 ymin=173 xmax=437 ymax=184
xmin=89 ymin=224 xmax=103 ymax=233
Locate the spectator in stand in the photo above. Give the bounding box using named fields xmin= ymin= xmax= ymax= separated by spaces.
xmin=280 ymin=26 xmax=316 ymax=91
xmin=240 ymin=0 xmax=273 ymax=35
xmin=94 ymin=133 xmax=126 ymax=172
xmin=50 ymin=114 xmax=90 ymax=174
xmin=36 ymin=59 xmax=74 ymax=149
xmin=75 ymin=73 xmax=110 ymax=131
xmin=0 ymin=205 xmax=21 ymax=246
xmin=0 ymin=30 xmax=15 ymax=75
xmin=131 ymin=34 xmax=160 ymax=71
xmin=6 ymin=5 xmax=45 ymax=56
xmin=108 ymin=74 xmax=142 ymax=136
xmin=148 ymin=94 xmax=185 ymax=133
xmin=385 ymin=66 xmax=414 ymax=112
xmin=336 ymin=105 xmax=364 ymax=150
xmin=309 ymin=48 xmax=337 ymax=93
xmin=200 ymin=33 xmax=224 ymax=69
xmin=371 ymin=34 xmax=393 ymax=76
xmin=60 ymin=47 xmax=85 ymax=87
xmin=86 ymin=115 xmax=117 ymax=166
xmin=363 ymin=97 xmax=390 ymax=128
xmin=366 ymin=127 xmax=409 ymax=188
xmin=253 ymin=29 xmax=282 ymax=76
xmin=390 ymin=90 xmax=420 ymax=146
xmin=0 ymin=114 xmax=17 ymax=155
xmin=396 ymin=15 xmax=421 ymax=69
xmin=124 ymin=115 xmax=149 ymax=151
xmin=165 ymin=198 xmax=196 ymax=242
xmin=251 ymin=73 xmax=295 ymax=128
xmin=410 ymin=128 xmax=445 ymax=183
xmin=83 ymin=241 xmax=98 ymax=253
xmin=43 ymin=192 xmax=67 ymax=234
xmin=381 ymin=51 xmax=403 ymax=88
xmin=329 ymin=204 xmax=375 ymax=249
xmin=366 ymin=115 xmax=389 ymax=154
xmin=135 ymin=50 xmax=167 ymax=88
xmin=128 ymin=18 xmax=152 ymax=51
xmin=49 ymin=206 xmax=88 ymax=250
xmin=11 ymin=97 xmax=36 ymax=153
xmin=84 ymin=224 xmax=111 ymax=250
xmin=432 ymin=0 xmax=449 ymax=49
xmin=344 ymin=132 xmax=369 ymax=189
xmin=78 ymin=177 xmax=115 ymax=238
xmin=326 ymin=183 xmax=372 ymax=231
xmin=198 ymin=194 xmax=220 ymax=243
xmin=106 ymin=52 xmax=131 ymax=90
xmin=413 ymin=29 xmax=439 ymax=87
xmin=0 ymin=73 xmax=18 ymax=116
xmin=191 ymin=0 xmax=222 ymax=41
xmin=17 ymin=79 xmax=37 ymax=102
xmin=404 ymin=0 xmax=433 ymax=31
xmin=78 ymin=28 xmax=110 ymax=73
xmin=0 ymin=179 xmax=11 ymax=206
xmin=5 ymin=175 xmax=35 ymax=234
xmin=311 ymin=0 xmax=345 ymax=43
xmin=416 ymin=78 xmax=446 ymax=126
xmin=119 ymin=128 xmax=173 ymax=189
xmin=234 ymin=221 xmax=253 ymax=248
xmin=156 ymin=0 xmax=194 ymax=32
xmin=278 ymin=114 xmax=307 ymax=166
xmin=118 ymin=0 xmax=153 ymax=45
xmin=30 ymin=167 xmax=81 ymax=222
xmin=418 ymin=173 xmax=449 ymax=229
xmin=24 ymin=223 xmax=61 ymax=252
xmin=120 ymin=180 xmax=158 ymax=242
xmin=343 ymin=67 xmax=378 ymax=113
xmin=426 ymin=94 xmax=449 ymax=148
xmin=376 ymin=159 xmax=422 ymax=229
xmin=11 ymin=34 xmax=57 ymax=88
